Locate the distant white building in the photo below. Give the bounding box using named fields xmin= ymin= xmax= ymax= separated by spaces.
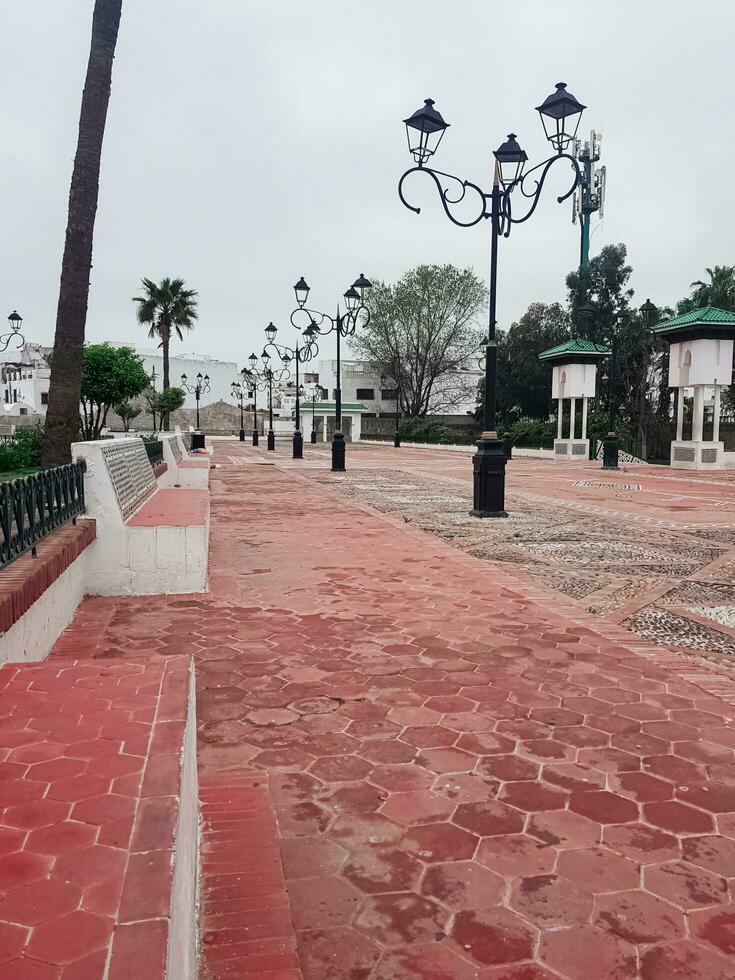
xmin=316 ymin=359 xmax=481 ymax=417
xmin=110 ymin=344 xmax=240 ymax=411
xmin=1 ymin=344 xmax=51 ymax=416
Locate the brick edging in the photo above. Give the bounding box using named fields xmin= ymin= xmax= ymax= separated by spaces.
xmin=0 ymin=519 xmax=96 ymax=636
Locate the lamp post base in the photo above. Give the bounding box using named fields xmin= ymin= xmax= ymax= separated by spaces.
xmin=267 ymin=431 xmax=275 ymax=451
xmin=394 ymin=434 xmax=401 ymax=448
xmin=502 ymin=432 xmax=513 ymax=461
xmin=602 ymin=433 xmax=619 ymax=470
xmin=293 ymin=430 xmax=303 ymax=459
xmin=239 ymin=429 xmax=245 ymax=442
xmin=252 ymin=430 xmax=259 ymax=447
xmin=471 ymin=433 xmax=508 ymax=518
xmin=310 ymin=430 xmax=317 ymax=444
xmin=191 ymin=432 xmax=206 ymax=451
xmin=331 ymin=432 xmax=346 ymax=471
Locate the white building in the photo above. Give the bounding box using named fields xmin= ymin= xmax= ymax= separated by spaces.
xmin=110 ymin=344 xmax=240 ymax=411
xmin=315 ymin=359 xmax=482 ymax=418
xmin=1 ymin=344 xmax=51 ymax=416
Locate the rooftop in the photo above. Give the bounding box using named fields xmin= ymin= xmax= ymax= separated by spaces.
xmin=538 ymin=337 xmax=611 ymax=361
xmin=654 ymin=304 xmax=735 ymax=334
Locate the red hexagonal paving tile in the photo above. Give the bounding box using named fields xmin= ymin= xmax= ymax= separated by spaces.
xmin=0 ymin=876 xmax=82 ymax=926
xmin=421 ymin=859 xmax=504 ymax=909
xmin=569 ymin=790 xmax=639 ymax=824
xmin=682 ymin=834 xmax=735 ymax=875
xmin=2 ymin=798 xmax=70 ymax=830
xmin=640 ymin=939 xmax=734 ymax=980
xmin=25 ymin=909 xmax=113 ymax=965
xmin=0 ymin=851 xmax=52 ymax=891
xmin=556 ymin=847 xmax=640 ymax=893
xmin=401 ymin=822 xmax=479 ymax=862
xmin=453 ymin=801 xmax=525 ymax=838
xmin=540 ymin=924 xmax=637 ymax=979
xmin=541 ymin=762 xmax=605 ymax=792
xmin=476 ymin=834 xmax=556 ymax=878
xmin=380 ymin=789 xmax=456 ymax=825
xmin=510 ymin=873 xmax=593 ymax=928
xmin=644 ymin=859 xmax=728 ymax=910
xmin=372 ymin=941 xmax=478 ymax=980
xmin=354 ymin=892 xmax=449 ymax=946
xmin=690 ymin=905 xmax=735 ymax=956
xmin=293 ymin=924 xmax=382 ymax=980
xmin=476 ymin=755 xmax=540 ymax=782
xmin=417 ymin=747 xmax=478 ymax=774
xmin=643 ymin=800 xmax=714 ymax=835
xmin=449 ymin=907 xmax=536 ymax=967
xmin=499 ymin=781 xmax=568 ymax=813
xmin=528 ymin=809 xmax=601 ymax=849
xmin=25 ymin=820 xmax=97 ymax=857
xmin=308 ymin=756 xmax=373 ymax=783
xmin=604 ymin=823 xmax=680 ymax=863
xmin=287 ymin=876 xmax=362 ymax=930
xmin=676 ymin=782 xmax=735 ymax=813
xmin=595 ymin=889 xmax=685 ymax=944
xmin=343 ymin=847 xmax=422 ymax=894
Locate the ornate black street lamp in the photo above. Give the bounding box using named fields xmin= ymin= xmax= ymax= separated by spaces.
xmin=245 ymin=351 xmax=291 ymax=451
xmin=241 ymin=363 xmax=264 ymax=446
xmin=290 ymin=274 xmax=372 ymax=471
xmin=180 ymin=372 xmax=210 ymax=430
xmin=303 ymin=383 xmax=327 ymax=444
xmin=1 ymin=311 xmax=25 ymax=353
xmin=230 ymin=381 xmax=248 ymax=441
xmin=263 ymin=321 xmax=319 ymax=459
xmin=399 ymin=83 xmax=587 ymax=516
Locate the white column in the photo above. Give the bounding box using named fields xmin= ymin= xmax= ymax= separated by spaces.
xmin=676 ymin=389 xmax=684 ymax=441
xmin=569 ymin=398 xmax=576 ymax=440
xmin=692 ymin=385 xmax=705 ymax=442
xmin=581 ymin=397 xmax=588 ymax=441
xmin=557 ymin=399 xmax=563 ymax=439
xmin=323 ymin=416 xmax=329 ymax=442
xmin=713 ymin=386 xmax=721 ymax=443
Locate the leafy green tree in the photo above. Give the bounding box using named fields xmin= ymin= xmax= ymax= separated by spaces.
xmin=565 ymin=243 xmax=634 ymax=345
xmin=42 ymin=0 xmax=124 ymax=466
xmin=353 ymin=265 xmax=486 ymax=417
xmin=132 ymin=277 xmax=198 ymax=428
xmin=114 ymin=400 xmax=142 ymax=432
xmin=80 ymin=344 xmax=151 ymax=440
xmin=677 ymin=265 xmax=735 ymax=314
xmin=144 ymin=386 xmax=185 ymax=433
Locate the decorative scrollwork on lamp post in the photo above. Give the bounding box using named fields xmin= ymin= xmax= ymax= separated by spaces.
xmin=398 ymin=83 xmax=587 ymax=517
xmin=1 ymin=311 xmax=25 ymax=354
xmin=290 ymin=274 xmax=372 ymax=471
xmin=180 ymin=372 xmax=210 ymax=431
xmin=263 ymin=320 xmax=320 ymax=460
xmin=245 ymin=351 xmax=291 ymax=451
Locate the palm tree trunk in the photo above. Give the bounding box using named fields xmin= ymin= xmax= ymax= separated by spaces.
xmin=162 ymin=328 xmax=170 ymax=430
xmin=42 ymin=0 xmax=123 ymax=466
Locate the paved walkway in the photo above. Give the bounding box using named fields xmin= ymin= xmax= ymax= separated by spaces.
xmin=51 ymin=443 xmax=735 ymax=979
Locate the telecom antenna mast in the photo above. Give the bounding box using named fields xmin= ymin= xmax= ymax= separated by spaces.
xmin=572 ymin=130 xmax=606 ymax=269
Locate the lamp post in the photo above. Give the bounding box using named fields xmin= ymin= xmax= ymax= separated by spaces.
xmin=1 ymin=311 xmax=24 ymax=354
xmin=263 ymin=320 xmax=319 ymax=459
xmin=242 ymin=362 xmax=264 ymax=446
xmin=180 ymin=372 xmax=210 ymax=430
xmin=230 ymin=382 xmax=247 ymax=441
xmin=305 ymin=383 xmax=326 ymax=443
xmin=245 ymin=351 xmax=290 ymax=451
xmin=399 ymin=83 xmax=586 ymax=516
xmin=290 ymin=274 xmax=372 ymax=471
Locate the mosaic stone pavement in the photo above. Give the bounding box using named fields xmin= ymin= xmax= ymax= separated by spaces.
xmin=47 ymin=441 xmax=735 ymax=979
xmin=301 ymin=455 xmax=735 ymax=666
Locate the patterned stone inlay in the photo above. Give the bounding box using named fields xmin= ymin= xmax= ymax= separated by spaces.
xmin=103 ymin=440 xmax=157 ymax=519
xmin=573 ymin=481 xmax=642 ymax=491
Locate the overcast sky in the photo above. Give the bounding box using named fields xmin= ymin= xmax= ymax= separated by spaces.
xmin=2 ymin=0 xmax=734 ymax=367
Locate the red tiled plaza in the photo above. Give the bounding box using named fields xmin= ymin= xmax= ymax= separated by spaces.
xmin=5 ymin=442 xmax=735 ymax=978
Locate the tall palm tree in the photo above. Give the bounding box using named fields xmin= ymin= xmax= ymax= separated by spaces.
xmin=132 ymin=277 xmax=199 ymax=429
xmin=42 ymin=0 xmax=123 ymax=466
xmin=690 ymin=265 xmax=735 ymax=312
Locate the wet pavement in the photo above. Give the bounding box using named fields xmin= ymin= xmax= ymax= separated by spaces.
xmin=51 ymin=441 xmax=735 ymax=978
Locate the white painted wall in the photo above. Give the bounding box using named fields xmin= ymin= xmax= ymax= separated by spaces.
xmin=0 ymin=547 xmax=89 ymax=666
xmin=668 ymin=338 xmax=734 ymax=387
xmin=71 ymin=436 xmax=209 ymax=596
xmin=552 ymin=361 xmax=598 ymax=399
xmin=109 ymin=343 xmax=240 ymax=410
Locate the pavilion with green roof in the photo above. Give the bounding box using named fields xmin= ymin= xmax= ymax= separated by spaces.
xmin=653 ymin=305 xmax=735 ymax=469
xmin=538 ymin=335 xmax=610 ymax=459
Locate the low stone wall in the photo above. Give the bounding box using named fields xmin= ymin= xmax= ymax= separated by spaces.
xmin=0 ymin=520 xmax=96 ymax=665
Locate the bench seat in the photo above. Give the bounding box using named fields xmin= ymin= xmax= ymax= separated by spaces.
xmin=127 ymin=488 xmax=208 ymax=527
xmin=179 ymin=457 xmax=209 ymax=469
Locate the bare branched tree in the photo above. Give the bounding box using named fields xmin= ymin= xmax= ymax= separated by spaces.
xmin=351 ymin=265 xmax=486 ymax=418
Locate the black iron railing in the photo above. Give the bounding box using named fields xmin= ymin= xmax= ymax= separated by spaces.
xmin=144 ymin=440 xmax=164 ymax=468
xmin=0 ymin=463 xmax=86 ymax=570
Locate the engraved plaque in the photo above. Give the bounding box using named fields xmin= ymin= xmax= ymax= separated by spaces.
xmin=103 ymin=441 xmax=157 ymax=518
